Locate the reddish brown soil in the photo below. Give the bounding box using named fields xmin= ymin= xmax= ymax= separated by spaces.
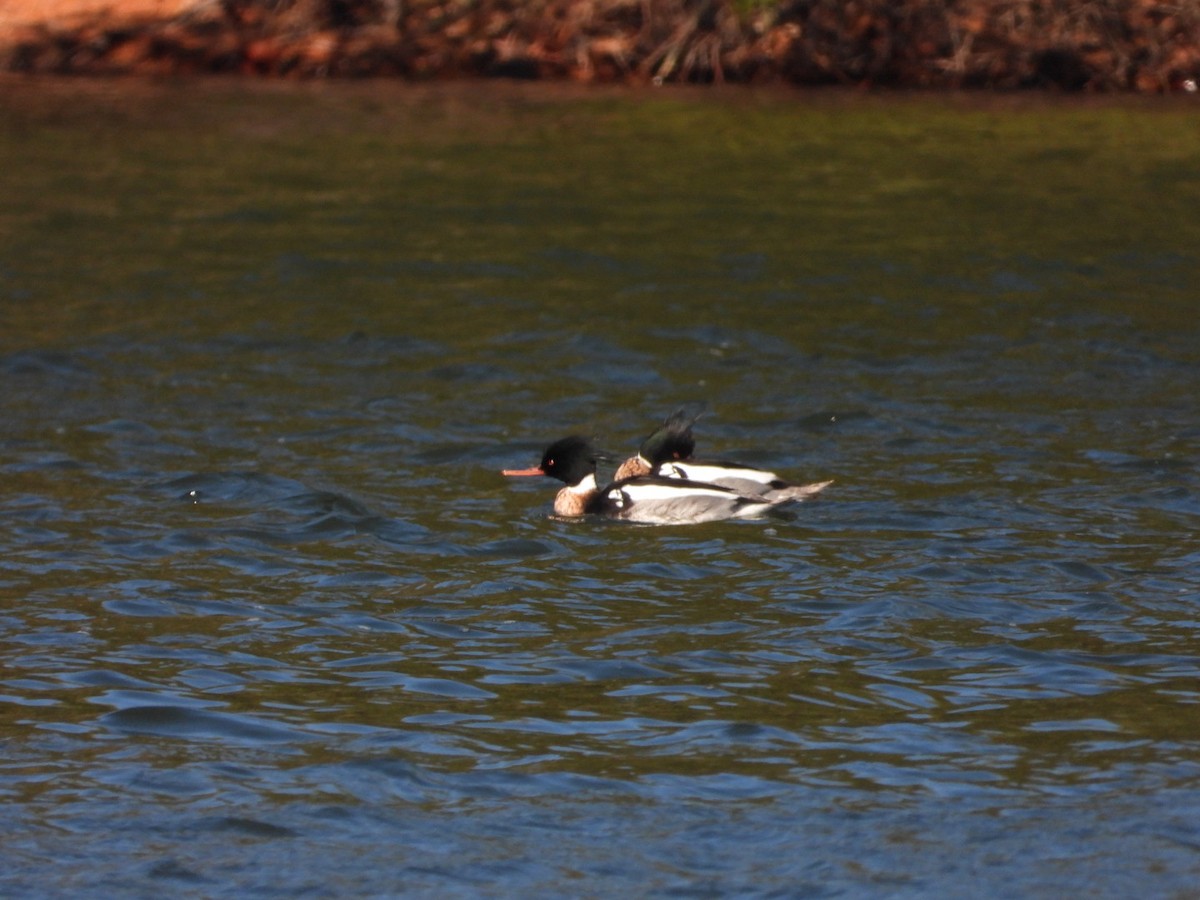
xmin=2 ymin=0 xmax=1198 ymax=92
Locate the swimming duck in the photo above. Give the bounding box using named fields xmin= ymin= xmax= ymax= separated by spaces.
xmin=615 ymin=406 xmax=832 ymax=502
xmin=503 ymin=435 xmax=825 ymax=524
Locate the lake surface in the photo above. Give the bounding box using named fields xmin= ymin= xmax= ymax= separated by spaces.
xmin=2 ymin=78 xmax=1199 ymax=896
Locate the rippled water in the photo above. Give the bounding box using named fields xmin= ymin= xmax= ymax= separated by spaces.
xmin=2 ymin=80 xmax=1200 ymax=896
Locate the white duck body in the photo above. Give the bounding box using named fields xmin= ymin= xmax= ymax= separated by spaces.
xmin=506 ymin=436 xmax=825 ymax=525
xmin=597 ymin=475 xmax=784 ymax=525
xmin=654 ymin=460 xmax=831 ymax=503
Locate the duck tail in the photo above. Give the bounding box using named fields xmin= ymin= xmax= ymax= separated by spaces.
xmin=765 ymin=480 xmax=833 ymax=504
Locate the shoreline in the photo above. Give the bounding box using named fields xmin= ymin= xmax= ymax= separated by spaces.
xmin=2 ymin=0 xmax=1198 ymax=92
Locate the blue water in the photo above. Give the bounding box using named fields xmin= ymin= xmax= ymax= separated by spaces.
xmin=2 ymin=80 xmax=1199 ymax=896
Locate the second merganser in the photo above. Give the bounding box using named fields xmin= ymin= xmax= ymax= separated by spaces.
xmin=615 ymin=406 xmax=832 ymax=502
xmin=503 ymin=435 xmax=821 ymax=525
xmin=613 ymin=405 xmax=700 ymax=481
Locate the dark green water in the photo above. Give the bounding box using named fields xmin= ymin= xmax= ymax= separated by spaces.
xmin=2 ymin=79 xmax=1199 ymax=896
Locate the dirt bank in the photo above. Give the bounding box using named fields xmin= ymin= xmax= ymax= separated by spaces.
xmin=3 ymin=0 xmax=1198 ymax=91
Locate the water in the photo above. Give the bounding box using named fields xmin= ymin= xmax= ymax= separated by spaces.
xmin=2 ymin=79 xmax=1200 ymax=896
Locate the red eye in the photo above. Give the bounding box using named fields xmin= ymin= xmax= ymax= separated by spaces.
xmin=546 ymin=459 xmax=554 ymax=466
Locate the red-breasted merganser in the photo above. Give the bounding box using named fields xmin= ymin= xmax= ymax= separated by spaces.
xmin=615 ymin=406 xmax=832 ymax=502
xmin=503 ymin=435 xmax=822 ymax=524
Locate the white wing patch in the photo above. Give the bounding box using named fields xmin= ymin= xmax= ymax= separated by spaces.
xmin=615 ymin=481 xmax=740 ymax=503
xmin=662 ymin=462 xmax=778 ymax=485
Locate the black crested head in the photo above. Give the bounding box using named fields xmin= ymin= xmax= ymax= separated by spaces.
xmin=539 ymin=435 xmax=598 ymax=486
xmin=639 ymin=403 xmax=704 ymax=465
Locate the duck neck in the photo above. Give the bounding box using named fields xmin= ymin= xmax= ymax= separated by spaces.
xmin=613 ymin=455 xmax=651 ymax=481
xmin=554 ymin=472 xmax=598 ymax=517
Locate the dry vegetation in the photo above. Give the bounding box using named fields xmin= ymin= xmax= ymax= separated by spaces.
xmin=3 ymin=0 xmax=1199 ymax=91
